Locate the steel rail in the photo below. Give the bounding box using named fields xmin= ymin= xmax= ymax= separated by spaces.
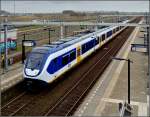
xmin=1 ymin=92 xmax=26 ymax=109
xmin=44 ymin=26 xmax=132 ymax=116
xmin=65 ymin=30 xmax=129 ymax=116
xmin=44 ymin=18 xmax=140 ymax=116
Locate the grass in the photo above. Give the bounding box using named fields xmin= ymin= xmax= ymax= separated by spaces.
xmin=3 ymin=14 xmax=97 ymax=56
xmin=18 ymin=25 xmax=43 ymax=32
xmin=9 ymin=25 xmax=84 ymax=56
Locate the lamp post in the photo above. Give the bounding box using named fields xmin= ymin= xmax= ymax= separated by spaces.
xmin=22 ymin=33 xmax=26 ymax=64
xmin=44 ymin=28 xmax=55 ymax=44
xmin=112 ymin=57 xmax=133 ymax=104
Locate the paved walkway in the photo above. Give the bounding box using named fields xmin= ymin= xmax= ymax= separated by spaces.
xmin=75 ymin=22 xmax=148 ymax=116
xmin=0 ymin=62 xmax=23 ymax=92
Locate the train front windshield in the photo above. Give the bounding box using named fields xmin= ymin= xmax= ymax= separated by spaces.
xmin=26 ymin=52 xmax=44 ymax=70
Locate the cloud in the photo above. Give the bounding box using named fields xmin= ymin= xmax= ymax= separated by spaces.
xmin=1 ymin=1 xmax=149 ymax=13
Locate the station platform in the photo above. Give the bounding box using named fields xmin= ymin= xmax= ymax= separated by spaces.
xmin=0 ymin=62 xmax=23 ymax=92
xmin=75 ymin=26 xmax=149 ymax=116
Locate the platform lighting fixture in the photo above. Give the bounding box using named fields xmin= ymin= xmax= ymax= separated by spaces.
xmin=112 ymin=57 xmax=133 ymax=104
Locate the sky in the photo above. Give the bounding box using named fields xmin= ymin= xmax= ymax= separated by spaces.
xmin=1 ymin=1 xmax=149 ymax=13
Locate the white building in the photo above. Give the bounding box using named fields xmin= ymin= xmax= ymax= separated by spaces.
xmin=0 ymin=27 xmax=18 ymax=43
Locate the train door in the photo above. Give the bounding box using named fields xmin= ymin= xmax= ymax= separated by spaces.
xmin=101 ymin=34 xmax=106 ymax=45
xmin=77 ymin=46 xmax=81 ymax=63
xmin=99 ymin=36 xmax=102 ymax=47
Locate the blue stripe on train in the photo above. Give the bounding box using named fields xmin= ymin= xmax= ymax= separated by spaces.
xmin=47 ymin=48 xmax=76 ymax=74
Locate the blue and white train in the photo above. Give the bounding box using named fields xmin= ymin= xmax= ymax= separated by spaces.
xmin=23 ymin=20 xmax=130 ymax=87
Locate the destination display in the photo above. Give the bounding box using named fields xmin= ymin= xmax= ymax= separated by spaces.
xmin=23 ymin=40 xmax=36 ymax=47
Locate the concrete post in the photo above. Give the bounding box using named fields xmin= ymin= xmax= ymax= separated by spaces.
xmin=148 ymin=12 xmax=150 ymax=117
xmin=60 ymin=25 xmax=64 ymax=39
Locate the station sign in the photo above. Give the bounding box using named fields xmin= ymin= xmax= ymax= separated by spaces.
xmin=23 ymin=40 xmax=36 ymax=47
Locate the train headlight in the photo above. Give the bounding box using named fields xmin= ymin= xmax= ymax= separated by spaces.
xmin=25 ymin=68 xmax=40 ymax=76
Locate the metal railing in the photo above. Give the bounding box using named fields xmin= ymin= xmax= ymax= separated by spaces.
xmin=1 ymin=21 xmax=148 ymax=28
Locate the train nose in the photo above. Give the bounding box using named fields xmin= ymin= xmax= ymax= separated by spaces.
xmin=25 ymin=68 xmax=40 ymax=76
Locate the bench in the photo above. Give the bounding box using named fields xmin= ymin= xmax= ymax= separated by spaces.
xmin=131 ymin=44 xmax=147 ymax=51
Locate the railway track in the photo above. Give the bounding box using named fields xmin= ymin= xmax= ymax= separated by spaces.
xmin=43 ymin=18 xmax=141 ymax=116
xmin=1 ymin=17 xmax=141 ymax=116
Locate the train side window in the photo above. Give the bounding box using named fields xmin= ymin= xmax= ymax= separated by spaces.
xmin=92 ymin=40 xmax=95 ymax=46
xmin=97 ymin=37 xmax=99 ymax=42
xmin=82 ymin=44 xmax=86 ymax=54
xmin=91 ymin=40 xmax=93 ymax=46
xmin=96 ymin=37 xmax=99 ymax=44
xmin=86 ymin=43 xmax=89 ymax=50
xmin=89 ymin=41 xmax=92 ymax=49
xmin=48 ymin=59 xmax=56 ymax=74
xmin=98 ymin=36 xmax=101 ymax=42
xmin=62 ymin=55 xmax=69 ymax=66
xmin=70 ymin=51 xmax=76 ymax=61
xmin=107 ymin=31 xmax=112 ymax=38
xmin=113 ymin=29 xmax=115 ymax=33
xmin=53 ymin=58 xmax=57 ymax=64
xmin=95 ymin=38 xmax=99 ymax=45
xmin=53 ymin=58 xmax=58 ymax=71
xmin=102 ymin=34 xmax=105 ymax=41
xmin=116 ymin=27 xmax=119 ymax=31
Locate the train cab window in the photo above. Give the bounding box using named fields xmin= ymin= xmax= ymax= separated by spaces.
xmin=26 ymin=52 xmax=44 ymax=70
xmin=102 ymin=34 xmax=105 ymax=41
xmin=70 ymin=51 xmax=76 ymax=61
xmin=62 ymin=55 xmax=69 ymax=66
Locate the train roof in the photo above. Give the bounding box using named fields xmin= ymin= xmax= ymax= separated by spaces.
xmin=32 ymin=26 xmax=112 ymax=55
